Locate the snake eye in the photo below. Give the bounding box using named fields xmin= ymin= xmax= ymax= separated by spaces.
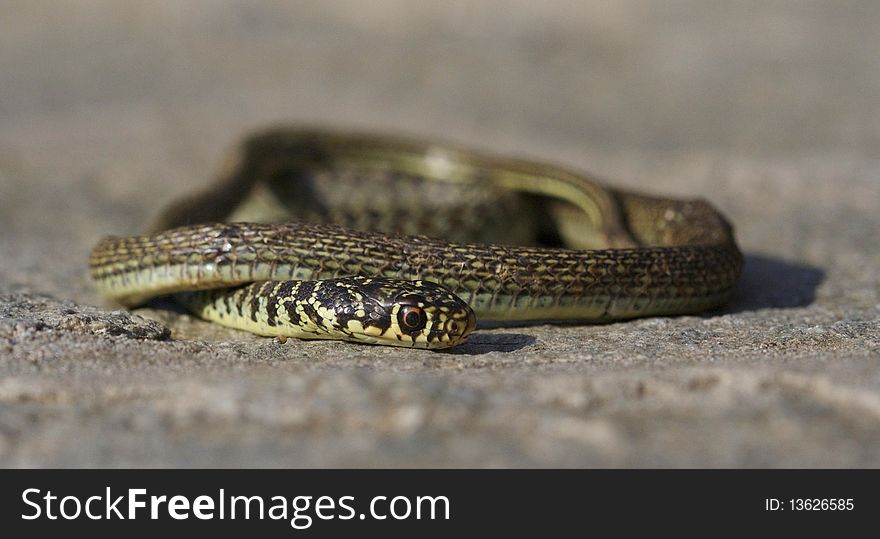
xmin=398 ymin=305 xmax=427 ymax=332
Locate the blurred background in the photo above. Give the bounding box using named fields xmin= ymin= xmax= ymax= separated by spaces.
xmin=3 ymin=1 xmax=877 ymax=152
xmin=0 ymin=1 xmax=878 ymax=467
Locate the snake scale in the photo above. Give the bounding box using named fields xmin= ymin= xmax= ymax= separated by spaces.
xmin=89 ymin=128 xmax=743 ymax=349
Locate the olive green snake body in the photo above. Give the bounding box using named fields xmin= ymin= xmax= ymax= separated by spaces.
xmin=89 ymin=128 xmax=743 ymax=349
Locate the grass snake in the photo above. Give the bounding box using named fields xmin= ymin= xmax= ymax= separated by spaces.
xmin=89 ymin=128 xmax=743 ymax=349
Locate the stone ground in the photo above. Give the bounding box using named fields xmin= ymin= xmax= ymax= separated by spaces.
xmin=1 ymin=1 xmax=878 ymax=467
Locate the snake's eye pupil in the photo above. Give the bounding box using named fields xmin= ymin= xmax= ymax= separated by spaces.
xmin=399 ymin=306 xmax=426 ymax=331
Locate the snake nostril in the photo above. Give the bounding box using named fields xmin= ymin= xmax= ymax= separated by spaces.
xmin=446 ymin=314 xmax=475 ymax=339
xmin=447 ymin=320 xmax=464 ymax=336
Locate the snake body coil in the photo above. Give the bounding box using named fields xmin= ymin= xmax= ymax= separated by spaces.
xmin=89 ymin=129 xmax=743 ymax=348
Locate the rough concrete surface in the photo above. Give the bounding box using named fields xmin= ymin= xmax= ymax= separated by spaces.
xmin=1 ymin=1 xmax=878 ymax=467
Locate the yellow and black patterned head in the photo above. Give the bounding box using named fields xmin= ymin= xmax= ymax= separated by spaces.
xmin=313 ymin=277 xmax=476 ymax=349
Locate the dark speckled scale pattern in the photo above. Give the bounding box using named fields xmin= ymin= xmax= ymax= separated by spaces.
xmin=91 ymin=220 xmax=742 ymax=321
xmin=176 ymin=276 xmax=475 ymax=348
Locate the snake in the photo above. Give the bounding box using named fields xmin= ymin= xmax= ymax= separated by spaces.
xmin=89 ymin=128 xmax=743 ymax=349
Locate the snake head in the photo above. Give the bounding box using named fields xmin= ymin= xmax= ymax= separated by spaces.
xmin=324 ymin=277 xmax=476 ymax=349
